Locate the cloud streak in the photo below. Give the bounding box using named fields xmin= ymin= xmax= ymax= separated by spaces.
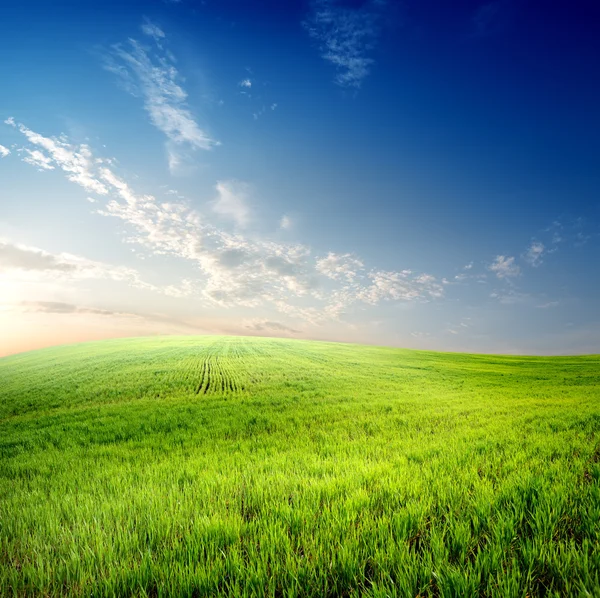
xmin=104 ymin=21 xmax=219 ymax=172
xmin=18 ymin=301 xmax=129 ymax=316
xmin=141 ymin=18 xmax=165 ymax=43
xmin=245 ymin=319 xmax=302 ymax=334
xmin=5 ymin=118 xmax=108 ymax=194
xmin=11 ymin=121 xmax=447 ymax=329
xmin=304 ymin=0 xmax=387 ymax=88
xmin=0 ymin=239 xmax=150 ymax=288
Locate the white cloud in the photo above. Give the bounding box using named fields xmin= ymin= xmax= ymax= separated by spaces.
xmin=303 ymin=0 xmax=387 ymax=88
xmin=0 ymin=239 xmax=148 ymax=287
xmin=0 ymin=144 xmax=10 ymax=158
xmin=575 ymin=231 xmax=592 ymax=247
xmin=18 ymin=301 xmax=130 ymax=316
xmin=316 ymin=252 xmax=363 ymax=282
xmin=6 ymin=119 xmax=108 ymax=194
xmin=524 ymin=241 xmax=544 ymax=267
xmin=245 ymin=319 xmax=301 ymax=334
xmin=141 ymin=18 xmax=165 ymax=42
xmin=212 ymin=180 xmax=252 ymax=228
xmin=357 ymin=270 xmax=444 ymax=304
xmin=279 ymin=215 xmax=292 ymax=230
xmin=105 ymin=25 xmax=218 ymax=172
xmin=22 ymin=149 xmax=55 ymax=170
xmin=271 ymin=103 xmax=278 ymax=110
xmin=445 ymin=317 xmax=472 ymax=335
xmin=546 ymin=220 xmax=564 ymax=245
xmin=410 ymin=331 xmax=431 ymax=338
xmin=489 ymin=255 xmax=520 ymax=279
xmin=239 ymin=78 xmax=252 ymax=88
xmin=13 ymin=122 xmax=447 ymax=326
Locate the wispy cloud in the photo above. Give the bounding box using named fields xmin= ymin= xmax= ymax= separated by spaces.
xmin=445 ymin=317 xmax=472 ymax=336
xmin=524 ymin=240 xmax=545 ymax=267
xmin=0 ymin=144 xmax=10 ymax=158
xmin=536 ymin=301 xmax=560 ymax=309
xmin=245 ymin=319 xmax=301 ymax=335
xmin=22 ymin=148 xmax=55 ymax=170
xmin=316 ymin=252 xmax=364 ymax=282
xmin=5 ymin=118 xmax=108 ymax=194
xmin=489 ymin=255 xmax=520 ymax=279
xmin=104 ymin=21 xmax=219 ymax=173
xmin=0 ymin=239 xmax=150 ymax=288
xmin=357 ymin=271 xmax=444 ymax=305
xmin=410 ymin=331 xmax=431 ymax=339
xmin=237 ymin=71 xmax=278 ymax=121
xmin=12 ymin=122 xmax=447 ymax=327
xmin=18 ymin=301 xmax=129 ymax=316
xmin=141 ymin=18 xmax=165 ymax=43
xmin=279 ymin=215 xmax=292 ymax=230
xmin=303 ymin=0 xmax=387 ymax=88
xmin=212 ymin=180 xmax=252 ymax=228
xmin=490 ymin=289 xmax=530 ymax=305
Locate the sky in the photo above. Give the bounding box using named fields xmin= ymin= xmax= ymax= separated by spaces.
xmin=0 ymin=0 xmax=599 ymax=357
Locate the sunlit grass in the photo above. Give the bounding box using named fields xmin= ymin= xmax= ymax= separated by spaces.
xmin=0 ymin=335 xmax=599 ymax=596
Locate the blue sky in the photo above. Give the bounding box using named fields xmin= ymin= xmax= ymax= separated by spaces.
xmin=0 ymin=0 xmax=599 ymax=356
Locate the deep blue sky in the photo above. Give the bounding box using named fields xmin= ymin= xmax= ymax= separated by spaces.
xmin=0 ymin=0 xmax=598 ymax=355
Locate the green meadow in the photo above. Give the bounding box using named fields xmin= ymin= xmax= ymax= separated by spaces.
xmin=0 ymin=336 xmax=599 ymax=597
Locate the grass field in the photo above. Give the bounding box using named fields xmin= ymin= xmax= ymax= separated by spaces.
xmin=0 ymin=335 xmax=599 ymax=597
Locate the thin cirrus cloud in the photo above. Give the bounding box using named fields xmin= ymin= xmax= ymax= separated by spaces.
xmin=8 ymin=119 xmax=448 ymax=328
xmin=0 ymin=144 xmax=10 ymax=158
xmin=0 ymin=239 xmax=151 ymax=288
xmin=536 ymin=301 xmax=560 ymax=309
xmin=141 ymin=18 xmax=166 ymax=43
xmin=5 ymin=117 xmax=108 ymax=194
xmin=18 ymin=301 xmax=128 ymax=316
xmin=103 ymin=20 xmax=219 ymax=173
xmin=245 ymin=319 xmax=302 ymax=335
xmin=303 ymin=0 xmax=387 ymax=88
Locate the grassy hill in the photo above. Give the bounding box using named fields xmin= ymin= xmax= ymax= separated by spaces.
xmin=0 ymin=335 xmax=599 ymax=597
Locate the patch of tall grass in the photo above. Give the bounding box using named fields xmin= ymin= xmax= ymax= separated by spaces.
xmin=0 ymin=336 xmax=598 ymax=596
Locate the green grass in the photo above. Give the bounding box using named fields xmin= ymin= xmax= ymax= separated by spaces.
xmin=0 ymin=335 xmax=599 ymax=597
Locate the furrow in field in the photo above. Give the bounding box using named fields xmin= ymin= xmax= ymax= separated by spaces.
xmin=195 ymin=356 xmax=208 ymax=395
xmin=204 ymin=357 xmax=212 ymax=394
